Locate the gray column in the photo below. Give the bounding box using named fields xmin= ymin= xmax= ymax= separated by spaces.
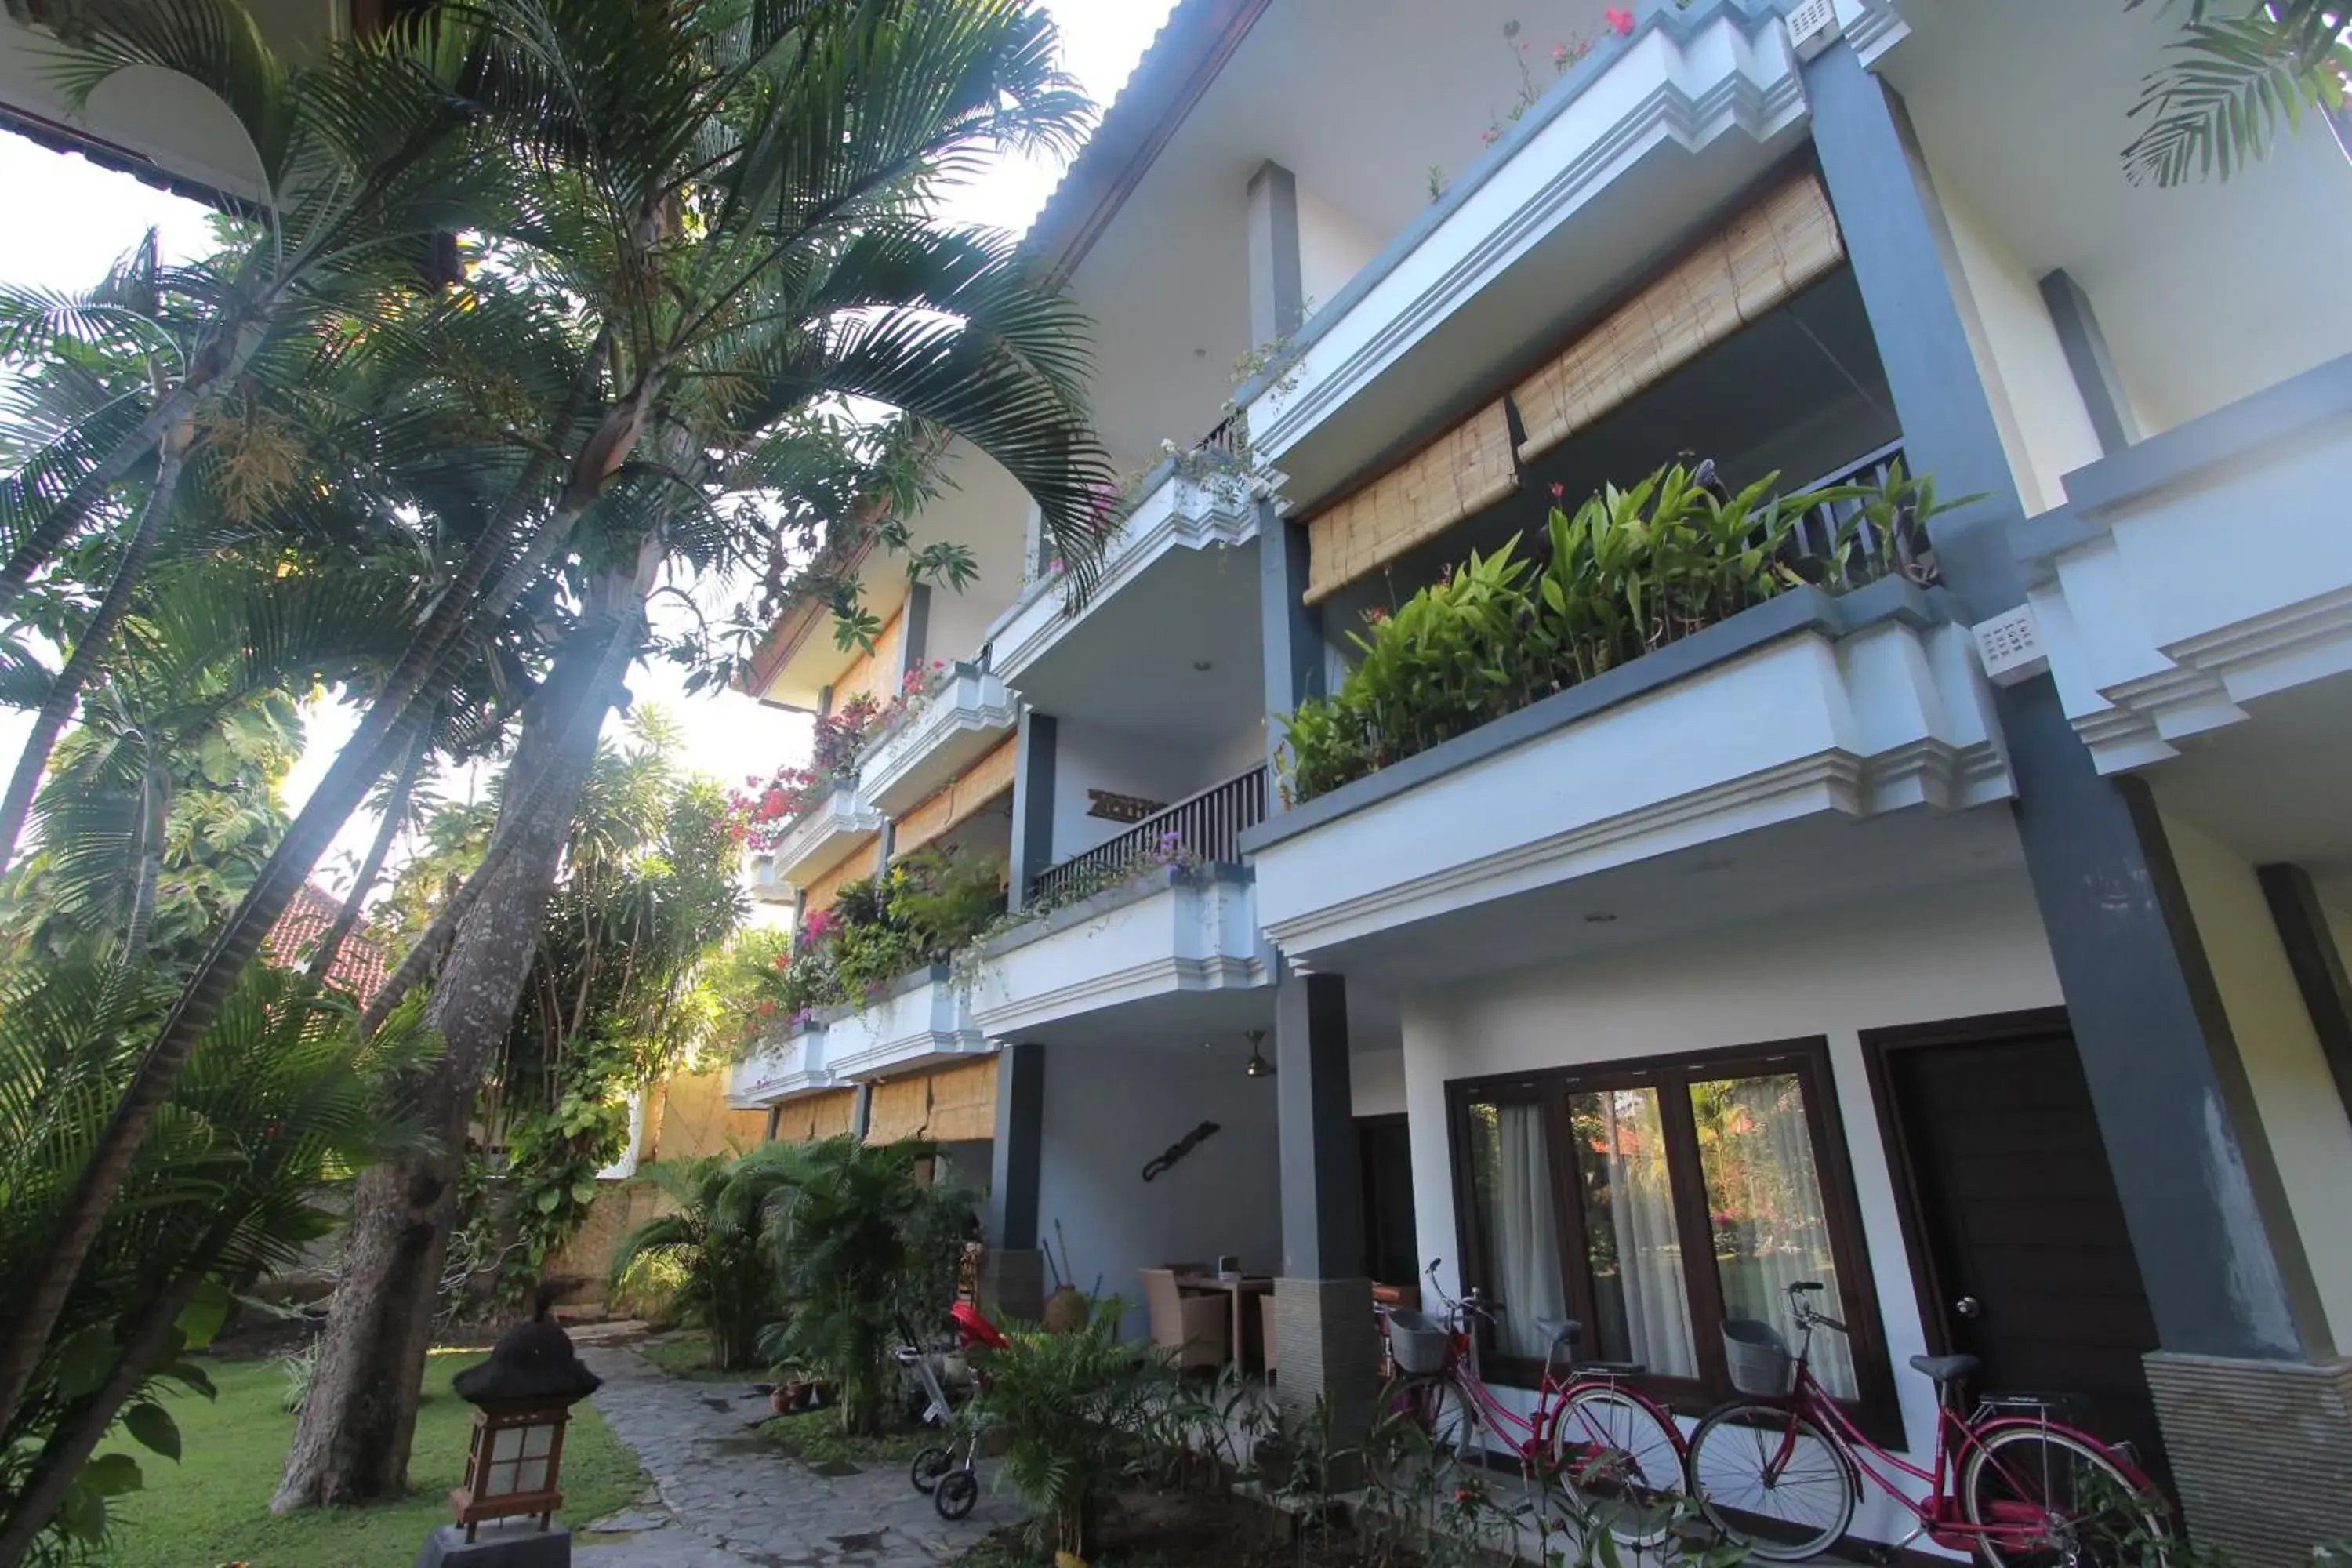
xmin=1808 ymin=44 xmax=2343 ymax=1559
xmin=1246 ymin=160 xmax=1305 ymax=347
xmin=851 ymin=1081 xmax=873 ymax=1142
xmin=898 ymin=583 xmax=931 ymax=681
xmin=983 ymin=1044 xmax=1047 ymax=1322
xmin=2259 ymin=864 xmax=2352 ymax=1120
xmin=1259 ymin=503 xmax=1323 ymax=797
xmin=1006 ymin=710 xmax=1057 ymax=912
xmin=1809 ymin=38 xmax=2324 ymax=1367
xmin=2038 ymin=268 xmax=2141 ymax=458
xmin=1272 ymin=963 xmax=1376 ymax=1425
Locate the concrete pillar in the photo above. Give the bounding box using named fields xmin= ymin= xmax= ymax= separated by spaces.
xmin=1245 ymin=160 xmax=1305 ymax=347
xmin=898 ymin=583 xmax=931 ymax=684
xmin=1807 ymin=43 xmax=2344 ymax=1560
xmin=2038 ymin=268 xmax=2141 ymax=457
xmin=984 ymin=1044 xmax=1047 ymax=1323
xmin=851 ymin=1081 xmax=873 ymax=1142
xmin=1272 ymin=964 xmax=1377 ymax=1431
xmin=1258 ymin=501 xmax=1323 ymax=802
xmin=1007 ymin=711 xmax=1057 ymax=912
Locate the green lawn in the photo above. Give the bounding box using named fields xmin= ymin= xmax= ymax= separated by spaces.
xmin=100 ymin=1350 xmax=646 ymax=1568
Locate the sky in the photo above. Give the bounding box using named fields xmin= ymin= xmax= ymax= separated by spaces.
xmin=0 ymin=0 xmax=1176 ymax=892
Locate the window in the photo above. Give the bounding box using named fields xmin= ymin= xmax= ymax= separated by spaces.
xmin=1450 ymin=1040 xmax=1890 ymax=1425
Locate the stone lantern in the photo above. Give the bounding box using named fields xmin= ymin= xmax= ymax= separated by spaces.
xmin=418 ymin=1300 xmax=601 ymax=1566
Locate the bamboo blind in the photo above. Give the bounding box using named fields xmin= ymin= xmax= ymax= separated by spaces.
xmin=800 ymin=838 xmax=879 ymax=915
xmin=773 ymin=1087 xmax=858 ymax=1144
xmin=865 ymin=1075 xmax=933 ymax=1145
xmin=829 ymin=604 xmax=904 ymax=710
xmin=923 ymin=1059 xmax=999 ymax=1144
xmin=1513 ymin=172 xmax=1846 ymax=464
xmin=890 ymin=735 xmax=1019 ymax=859
xmin=1304 ymin=398 xmax=1519 ymax=604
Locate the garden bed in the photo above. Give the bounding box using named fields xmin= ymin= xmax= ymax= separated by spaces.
xmin=757 ymin=1405 xmax=936 ymax=1467
xmin=99 ymin=1350 xmax=644 ymax=1568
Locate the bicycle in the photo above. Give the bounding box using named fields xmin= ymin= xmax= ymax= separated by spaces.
xmin=1683 ymin=1281 xmax=2169 ymax=1566
xmin=1375 ymin=1260 xmax=1689 ymax=1547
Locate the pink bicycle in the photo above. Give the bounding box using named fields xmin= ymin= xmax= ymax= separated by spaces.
xmin=1685 ymin=1282 xmax=2168 ymax=1566
xmin=1374 ymin=1261 xmax=1689 ymax=1547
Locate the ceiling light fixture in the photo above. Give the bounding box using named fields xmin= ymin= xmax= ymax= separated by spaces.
xmin=1192 ymin=659 xmax=1214 ymax=672
xmin=1243 ymin=1029 xmax=1276 ymax=1079
xmin=1584 ymin=912 xmax=1618 ymax=924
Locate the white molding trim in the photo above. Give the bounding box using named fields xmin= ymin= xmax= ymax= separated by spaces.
xmin=966 ymin=877 xmax=1273 ymax=1037
xmin=1835 ymin=0 xmax=1911 ymax=69
xmin=767 ymin=784 xmax=886 ymax=884
xmin=1247 ymin=9 xmax=1808 ymax=462
xmin=993 ymin=474 xmax=1257 ymax=684
xmin=822 ymin=978 xmax=993 ymax=1080
xmin=855 ymin=666 xmax=1021 ymax=814
xmin=728 ymin=1029 xmax=833 ymax=1108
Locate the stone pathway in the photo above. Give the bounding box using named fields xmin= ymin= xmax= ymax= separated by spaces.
xmin=574 ymin=1345 xmax=1022 ymax=1567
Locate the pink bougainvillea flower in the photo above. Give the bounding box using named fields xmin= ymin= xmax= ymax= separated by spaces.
xmin=1550 ymin=481 xmax=1566 ymax=501
xmin=1552 ymin=41 xmax=1570 ymax=64
xmin=1606 ymin=6 xmax=1635 ymax=35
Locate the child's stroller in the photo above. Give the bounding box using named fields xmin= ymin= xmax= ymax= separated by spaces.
xmin=902 ymin=1301 xmax=1007 ymax=1520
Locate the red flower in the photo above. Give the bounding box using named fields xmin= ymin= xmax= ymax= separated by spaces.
xmin=1606 ymin=6 xmax=1635 ymax=36
xmin=1549 ymin=481 xmax=1566 ymax=501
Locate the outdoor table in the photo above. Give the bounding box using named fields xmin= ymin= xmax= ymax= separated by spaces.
xmin=1172 ymin=1272 xmax=1274 ymax=1371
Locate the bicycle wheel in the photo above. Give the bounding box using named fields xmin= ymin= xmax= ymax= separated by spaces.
xmin=1686 ymin=1402 xmax=1857 ymax=1560
xmin=1550 ymin=1385 xmax=1685 ymax=1548
xmin=909 ymin=1443 xmax=953 ymax=1494
xmin=1365 ymin=1375 xmax=1476 ymax=1493
xmin=934 ymin=1467 xmax=980 ymax=1521
xmin=1961 ymin=1423 xmax=2169 ymax=1568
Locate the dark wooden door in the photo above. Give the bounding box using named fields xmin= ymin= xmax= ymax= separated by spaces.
xmin=1877 ymin=1022 xmax=2169 ymax=1484
xmin=1358 ymin=1116 xmax=1420 ymax=1287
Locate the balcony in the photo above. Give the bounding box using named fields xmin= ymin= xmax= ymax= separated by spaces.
xmin=1240 ymin=577 xmax=2012 ymax=977
xmin=765 ymin=780 xmax=886 ymax=886
xmin=2021 ymin=354 xmax=2352 ymax=775
xmin=820 ymin=966 xmax=991 ymax=1080
xmin=855 ymin=662 xmax=1020 ymax=815
xmin=1030 ymin=765 xmax=1269 ymax=907
xmin=968 ymin=865 xmax=1271 ymax=1044
xmin=728 ymin=1023 xmax=832 ymax=1109
xmin=987 ymin=458 xmax=1258 ymax=687
xmin=1241 ymin=0 xmax=1810 ymax=504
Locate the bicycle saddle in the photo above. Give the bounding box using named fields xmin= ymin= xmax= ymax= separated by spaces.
xmin=1908 ymin=1352 xmax=1980 ymax=1385
xmin=1536 ymin=1317 xmax=1583 ymax=1346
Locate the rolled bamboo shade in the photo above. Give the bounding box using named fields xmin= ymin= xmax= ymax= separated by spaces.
xmin=923 ymin=1059 xmax=1000 ymax=1144
xmin=829 ymin=604 xmax=904 ymax=710
xmin=1513 ymin=172 xmax=1846 ymax=464
xmin=774 ymin=1087 xmax=858 ymax=1144
xmin=865 ymin=1075 xmax=933 ymax=1145
xmin=891 ymin=735 xmax=1018 ymax=859
xmin=1304 ymin=398 xmax=1519 ymax=604
xmin=800 ymin=837 xmax=879 ymax=914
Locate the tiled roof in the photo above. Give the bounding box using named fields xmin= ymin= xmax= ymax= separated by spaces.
xmin=266 ymin=882 xmax=393 ymax=1007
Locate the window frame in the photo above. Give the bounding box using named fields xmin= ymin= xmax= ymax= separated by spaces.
xmin=1446 ymin=1036 xmax=1900 ymax=1444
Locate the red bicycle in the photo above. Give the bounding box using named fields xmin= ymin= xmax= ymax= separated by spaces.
xmin=1684 ymin=1282 xmax=2168 ymax=1565
xmin=1375 ymin=1261 xmax=1689 ymax=1547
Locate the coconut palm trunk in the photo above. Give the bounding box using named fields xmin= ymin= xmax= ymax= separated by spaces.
xmin=0 ymin=433 xmax=187 ymax=876
xmin=307 ymin=719 xmax=434 ymax=988
xmin=274 ymin=562 xmax=645 ymax=1508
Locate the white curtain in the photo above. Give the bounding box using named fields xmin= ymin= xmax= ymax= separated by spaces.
xmin=1699 ymin=1076 xmax=1857 ymax=1399
xmin=1600 ymin=1090 xmax=1699 ymax=1378
xmin=1492 ymin=1105 xmax=1568 ymax=1359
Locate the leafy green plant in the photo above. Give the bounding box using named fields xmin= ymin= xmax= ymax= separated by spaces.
xmin=608 ymin=1147 xmax=805 ymax=1371
xmin=756 ymin=1136 xmax=974 ymax=1437
xmin=967 ymin=1301 xmax=1178 ymax=1561
xmin=2124 ymin=0 xmax=2351 ymax=187
xmin=1283 ymin=459 xmax=1956 ymax=804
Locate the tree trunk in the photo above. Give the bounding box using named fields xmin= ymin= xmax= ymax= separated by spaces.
xmin=0 ymin=382 xmax=195 ymax=621
xmin=0 ymin=364 xmax=644 ymax=1436
xmin=0 ymin=437 xmax=186 ymax=877
xmin=273 ymin=575 xmax=643 ymax=1510
xmin=308 ymin=720 xmax=432 ymax=989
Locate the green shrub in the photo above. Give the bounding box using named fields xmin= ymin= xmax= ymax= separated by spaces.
xmin=1282 ymin=459 xmax=1954 ymax=804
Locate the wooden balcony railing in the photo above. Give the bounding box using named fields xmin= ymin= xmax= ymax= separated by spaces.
xmin=1029 ymin=764 xmax=1267 ymax=907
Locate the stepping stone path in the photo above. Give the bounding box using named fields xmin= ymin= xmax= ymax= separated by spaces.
xmin=575 ymin=1343 xmax=1022 ymax=1567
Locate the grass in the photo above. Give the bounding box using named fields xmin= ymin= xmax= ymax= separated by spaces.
xmin=633 ymin=1330 xmax=757 ymax=1384
xmin=100 ymin=1349 xmax=646 ymax=1568
xmin=757 ymin=1405 xmax=933 ymax=1466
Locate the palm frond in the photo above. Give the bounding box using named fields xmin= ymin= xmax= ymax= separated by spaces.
xmin=2125 ymin=0 xmax=2351 ymax=186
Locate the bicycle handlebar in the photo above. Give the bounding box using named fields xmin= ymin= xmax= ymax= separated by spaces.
xmin=1784 ymin=1280 xmax=1848 ymax=1334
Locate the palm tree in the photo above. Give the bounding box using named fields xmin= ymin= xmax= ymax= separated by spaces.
xmin=609 ymin=1147 xmax=809 ymax=1373
xmin=2125 ymin=0 xmax=2351 ymax=185
xmin=277 ymin=0 xmax=1116 ymax=1505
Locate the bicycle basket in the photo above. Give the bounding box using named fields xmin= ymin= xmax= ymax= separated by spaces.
xmin=1387 ymin=1309 xmax=1451 ymax=1375
xmin=1722 ymin=1319 xmax=1795 ymax=1396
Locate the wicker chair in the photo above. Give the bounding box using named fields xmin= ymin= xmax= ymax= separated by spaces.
xmin=1139 ymin=1269 xmax=1228 ymax=1370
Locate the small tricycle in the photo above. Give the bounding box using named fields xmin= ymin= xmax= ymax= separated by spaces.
xmin=903 ymin=1301 xmax=1007 ymax=1521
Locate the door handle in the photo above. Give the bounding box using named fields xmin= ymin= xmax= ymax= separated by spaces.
xmin=1955 ymin=1294 xmax=1982 ymax=1319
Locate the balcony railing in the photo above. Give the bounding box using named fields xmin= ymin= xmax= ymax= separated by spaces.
xmin=1783 ymin=441 xmax=1916 ymax=578
xmin=1029 ymin=764 xmax=1268 ymax=906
